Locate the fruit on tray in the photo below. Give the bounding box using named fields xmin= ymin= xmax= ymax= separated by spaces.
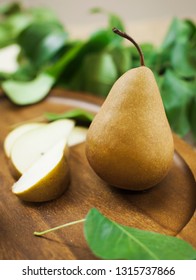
xmin=86 ymin=28 xmax=174 ymax=191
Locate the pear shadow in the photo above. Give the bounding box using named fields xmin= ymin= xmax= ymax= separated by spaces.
xmin=104 ymin=152 xmax=196 ymax=234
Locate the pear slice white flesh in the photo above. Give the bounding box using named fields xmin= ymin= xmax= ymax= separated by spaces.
xmin=4 ymin=123 xmax=87 ymax=158
xmin=12 ymin=139 xmax=69 ymax=202
xmin=10 ymin=119 xmax=75 ymax=177
xmin=4 ymin=123 xmax=46 ymax=157
xmin=68 ymin=126 xmax=88 ymax=146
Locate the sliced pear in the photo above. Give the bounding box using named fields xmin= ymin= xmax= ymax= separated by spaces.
xmin=12 ymin=139 xmax=69 ymax=202
xmin=68 ymin=126 xmax=88 ymax=146
xmin=4 ymin=122 xmax=87 ymax=158
xmin=4 ymin=123 xmax=46 ymax=157
xmin=10 ymin=119 xmax=75 ymax=177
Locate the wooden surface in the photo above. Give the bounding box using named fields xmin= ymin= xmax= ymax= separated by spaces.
xmin=0 ymin=89 xmax=196 ymax=260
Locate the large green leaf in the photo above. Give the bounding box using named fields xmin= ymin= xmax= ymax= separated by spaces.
xmin=161 ymin=70 xmax=195 ymax=136
xmin=84 ymin=208 xmax=196 ymax=260
xmin=56 ymin=31 xmax=114 ymax=84
xmin=34 ymin=32 xmax=67 ymax=67
xmin=2 ymin=72 xmax=55 ymax=105
xmin=47 ymin=41 xmax=84 ymax=79
xmin=17 ymin=22 xmax=67 ymax=67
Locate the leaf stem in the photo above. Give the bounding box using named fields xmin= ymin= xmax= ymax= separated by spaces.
xmin=34 ymin=218 xmax=86 ymax=236
xmin=112 ymin=27 xmax=145 ymax=66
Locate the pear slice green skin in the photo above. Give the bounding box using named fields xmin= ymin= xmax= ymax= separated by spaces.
xmin=86 ymin=66 xmax=174 ymax=191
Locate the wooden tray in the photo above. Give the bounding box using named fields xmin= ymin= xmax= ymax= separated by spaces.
xmin=0 ymin=89 xmax=196 ymax=260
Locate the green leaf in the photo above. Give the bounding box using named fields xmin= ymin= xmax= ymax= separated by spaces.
xmin=11 ymin=62 xmax=37 ymax=81
xmin=1 ymin=42 xmax=84 ymax=106
xmin=161 ymin=18 xmax=179 ymax=49
xmin=47 ymin=41 xmax=84 ymax=79
xmin=170 ymin=42 xmax=196 ymax=78
xmin=60 ymin=33 xmax=118 ymax=92
xmin=109 ymin=13 xmax=124 ymax=31
xmin=90 ymin=7 xmax=124 ymax=45
xmin=17 ymin=22 xmax=67 ymax=67
xmin=161 ymin=70 xmax=195 ymax=136
xmin=45 ymin=109 xmax=94 ymax=126
xmin=160 ymin=18 xmax=196 ymax=78
xmin=87 ymin=29 xmax=114 ymax=50
xmin=81 ymin=52 xmax=118 ymax=96
xmin=30 ymin=31 xmax=67 ymax=68
xmin=161 ymin=18 xmax=194 ymax=49
xmin=130 ymin=44 xmax=160 ymax=70
xmin=108 ymin=14 xmax=125 ymax=46
xmin=84 ymin=208 xmax=196 ymax=260
xmin=189 ymin=97 xmax=196 ymax=140
xmin=2 ymin=72 xmax=55 ymax=105
xmin=56 ymin=30 xmax=113 ymax=84
xmin=109 ymin=46 xmax=131 ymax=75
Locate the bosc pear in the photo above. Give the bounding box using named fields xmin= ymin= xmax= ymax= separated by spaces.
xmin=86 ymin=28 xmax=174 ymax=191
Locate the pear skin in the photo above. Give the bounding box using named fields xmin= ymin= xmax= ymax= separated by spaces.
xmin=86 ymin=65 xmax=174 ymax=190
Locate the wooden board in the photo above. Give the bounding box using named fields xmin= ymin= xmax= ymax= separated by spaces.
xmin=0 ymin=89 xmax=196 ymax=260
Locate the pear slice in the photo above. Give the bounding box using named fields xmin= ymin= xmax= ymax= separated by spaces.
xmin=4 ymin=123 xmax=46 ymax=157
xmin=12 ymin=139 xmax=69 ymax=202
xmin=4 ymin=122 xmax=87 ymax=158
xmin=10 ymin=119 xmax=75 ymax=177
xmin=68 ymin=126 xmax=88 ymax=146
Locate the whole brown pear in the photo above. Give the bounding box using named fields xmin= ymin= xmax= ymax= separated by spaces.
xmin=85 ymin=28 xmax=174 ymax=190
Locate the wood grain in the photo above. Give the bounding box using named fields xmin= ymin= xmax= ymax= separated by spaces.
xmin=0 ymin=89 xmax=196 ymax=260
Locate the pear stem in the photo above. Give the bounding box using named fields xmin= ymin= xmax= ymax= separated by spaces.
xmin=34 ymin=218 xmax=86 ymax=236
xmin=112 ymin=27 xmax=145 ymax=66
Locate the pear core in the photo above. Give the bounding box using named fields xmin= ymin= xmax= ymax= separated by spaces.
xmin=86 ymin=66 xmax=174 ymax=190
